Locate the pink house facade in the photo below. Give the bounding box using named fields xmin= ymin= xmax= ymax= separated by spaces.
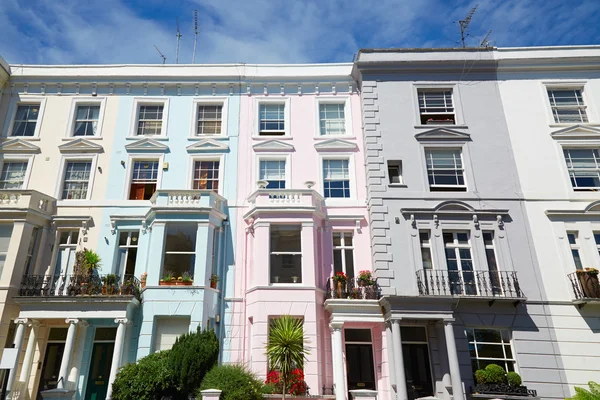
xmin=227 ymin=65 xmax=392 ymax=400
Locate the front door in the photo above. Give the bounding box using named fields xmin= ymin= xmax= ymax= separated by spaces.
xmin=84 ymin=342 xmax=114 ymax=400
xmin=37 ymin=343 xmax=65 ymax=399
xmin=345 ymin=343 xmax=376 ymax=391
xmin=403 ymin=343 xmax=434 ymax=400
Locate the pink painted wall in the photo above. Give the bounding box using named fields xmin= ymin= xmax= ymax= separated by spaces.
xmin=228 ymin=83 xmax=380 ymax=395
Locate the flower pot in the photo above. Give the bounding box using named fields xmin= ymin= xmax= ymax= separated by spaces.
xmin=178 ymin=281 xmax=193 ymax=286
xmin=210 ymin=281 xmax=217 ymax=289
xmin=578 ymin=272 xmax=600 ymax=298
xmin=336 ymin=281 xmax=345 ymax=298
xmin=292 ymin=276 xmax=299 ymax=283
xmin=141 ymin=281 xmax=146 ymax=289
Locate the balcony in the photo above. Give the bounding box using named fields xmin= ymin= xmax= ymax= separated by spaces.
xmin=245 ymin=189 xmax=324 ymax=219
xmin=416 ymin=269 xmax=525 ymax=303
xmin=567 ymin=271 xmax=600 ymax=306
xmin=18 ymin=274 xmax=141 ymax=302
xmin=149 ymin=190 xmax=226 ymax=214
xmin=324 ymin=277 xmax=382 ymax=300
xmin=0 ymin=190 xmax=55 ymax=217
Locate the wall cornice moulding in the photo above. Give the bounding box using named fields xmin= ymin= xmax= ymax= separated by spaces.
xmin=0 ymin=138 xmax=41 ymax=154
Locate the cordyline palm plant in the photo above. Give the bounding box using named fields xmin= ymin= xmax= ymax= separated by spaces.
xmin=573 ymin=381 xmax=600 ymax=400
xmin=266 ymin=315 xmax=309 ymax=399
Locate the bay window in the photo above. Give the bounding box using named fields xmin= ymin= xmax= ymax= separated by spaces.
xmin=270 ymin=225 xmax=302 ymax=284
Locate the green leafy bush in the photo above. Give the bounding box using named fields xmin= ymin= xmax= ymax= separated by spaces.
xmin=168 ymin=327 xmax=219 ymax=397
xmin=474 ymin=364 xmax=508 ymax=385
xmin=111 ymin=351 xmax=177 ymax=400
xmin=573 ymin=381 xmax=600 ymax=400
xmin=199 ymin=364 xmax=263 ymax=400
xmin=507 ymin=371 xmax=522 ymax=387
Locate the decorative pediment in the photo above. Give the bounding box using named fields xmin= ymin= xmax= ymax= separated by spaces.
xmin=314 ymin=139 xmax=357 ymax=151
xmin=125 ymin=138 xmax=169 ymax=153
xmin=252 ymin=140 xmax=294 ymax=152
xmin=414 ymin=128 xmax=471 ymax=142
xmin=550 ymin=124 xmax=600 ymax=140
xmin=58 ymin=138 xmax=104 ymax=154
xmin=0 ymin=139 xmax=40 ymax=154
xmin=186 ymin=139 xmax=229 ymax=153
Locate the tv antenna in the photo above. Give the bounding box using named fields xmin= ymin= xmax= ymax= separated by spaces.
xmin=192 ymin=10 xmax=199 ymax=64
xmin=480 ymin=30 xmax=492 ymax=47
xmin=458 ymin=4 xmax=478 ymax=48
xmin=175 ymin=17 xmax=182 ymax=64
xmin=154 ymin=45 xmax=166 ymax=64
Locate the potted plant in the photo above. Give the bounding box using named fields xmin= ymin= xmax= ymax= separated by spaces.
xmin=120 ymin=278 xmax=136 ymax=296
xmin=179 ymin=271 xmax=193 ymax=286
xmin=357 ymin=270 xmax=373 ymax=286
xmin=140 ymin=272 xmax=147 ymax=289
xmin=73 ymin=249 xmax=102 ymax=295
xmin=474 ymin=364 xmax=529 ymax=396
xmin=102 ymin=274 xmax=118 ymax=295
xmin=332 ymin=272 xmax=348 ymax=298
xmin=210 ymin=274 xmax=219 ymax=289
xmin=160 ymin=270 xmax=175 ymax=286
xmin=576 ymin=268 xmax=600 ymax=298
xmin=291 ymin=276 xmax=299 ymax=283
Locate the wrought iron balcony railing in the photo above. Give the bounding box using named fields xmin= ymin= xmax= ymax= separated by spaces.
xmin=416 ymin=269 xmax=524 ymax=299
xmin=325 ymin=276 xmax=382 ymax=300
xmin=568 ymin=271 xmax=600 ymax=300
xmin=19 ymin=274 xmax=141 ymax=301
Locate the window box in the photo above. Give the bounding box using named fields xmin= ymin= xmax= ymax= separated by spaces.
xmin=159 ymin=279 xmax=177 ymax=286
xmin=472 ymin=384 xmax=538 ymax=398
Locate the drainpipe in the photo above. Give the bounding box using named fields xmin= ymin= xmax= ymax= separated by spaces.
xmin=217 ymin=221 xmax=229 ymax=362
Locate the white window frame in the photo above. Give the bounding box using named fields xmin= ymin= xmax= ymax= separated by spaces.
xmin=0 ymin=154 xmax=34 ymax=190
xmin=466 ymin=328 xmax=518 ymax=374
xmin=424 ymin=147 xmax=467 ymax=192
xmin=4 ymin=97 xmax=47 ymax=139
xmin=387 ymin=160 xmax=404 ymax=186
xmin=543 ymin=82 xmax=593 ymax=126
xmin=333 ymin=231 xmax=354 ymax=277
xmin=269 ymin=224 xmax=303 ymax=285
xmin=64 ymin=97 xmax=107 ymax=139
xmin=115 ymin=230 xmax=139 ymax=279
xmin=314 ymin=97 xmax=353 ymax=137
xmin=318 ymin=154 xmax=356 ymax=201
xmin=412 ymin=84 xmax=465 ymax=127
xmin=162 ymin=223 xmax=197 ymax=278
xmin=255 ymin=154 xmax=291 ymax=189
xmin=189 ymin=97 xmax=229 ymax=138
xmin=567 ymin=231 xmax=584 ymax=270
xmin=128 ymin=98 xmax=170 ymax=138
xmin=419 ymin=230 xmax=433 ymax=270
xmin=123 ymin=154 xmax=164 ymax=200
xmin=186 ymin=154 xmax=225 ymax=194
xmin=55 ymin=155 xmax=98 ymax=202
xmin=562 ymin=147 xmax=600 ymax=191
xmin=254 ymin=97 xmax=291 ymax=138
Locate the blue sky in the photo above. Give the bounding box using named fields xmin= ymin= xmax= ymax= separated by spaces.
xmin=1 ymin=0 xmax=599 ymax=65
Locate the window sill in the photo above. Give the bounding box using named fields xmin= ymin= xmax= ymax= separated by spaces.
xmin=187 ymin=135 xmax=228 ymax=140
xmin=62 ymin=136 xmax=103 ymax=141
xmin=414 ymin=125 xmax=468 ymax=129
xmin=3 ymin=136 xmax=41 ymax=141
xmin=550 ymin=123 xmax=600 ymax=128
xmin=252 ymin=135 xmax=293 ymax=140
xmin=313 ymin=135 xmax=355 ymax=140
xmin=388 ymin=183 xmax=407 ymax=188
xmin=428 ymin=186 xmax=468 ymax=193
xmin=126 ymin=136 xmax=169 ymax=141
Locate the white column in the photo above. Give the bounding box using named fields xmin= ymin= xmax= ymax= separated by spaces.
xmin=106 ymin=318 xmax=128 ymax=400
xmin=68 ymin=321 xmax=89 ymax=385
xmin=58 ymin=319 xmax=79 ymax=389
xmin=6 ymin=319 xmax=28 ymax=395
xmin=385 ymin=322 xmax=396 ymax=394
xmin=18 ymin=320 xmax=40 ymax=399
xmin=330 ymin=322 xmax=346 ymax=400
xmin=444 ymin=319 xmax=464 ymax=400
xmin=391 ymin=319 xmax=408 ymax=400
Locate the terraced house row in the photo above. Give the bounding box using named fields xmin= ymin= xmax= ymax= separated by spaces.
xmin=0 ymin=44 xmax=597 ymax=400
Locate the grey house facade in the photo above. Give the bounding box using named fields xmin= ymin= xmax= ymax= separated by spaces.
xmin=353 ymin=49 xmax=567 ymax=400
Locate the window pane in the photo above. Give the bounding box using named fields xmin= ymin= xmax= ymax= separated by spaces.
xmin=165 ymin=224 xmax=197 ymax=252
xmin=137 ymin=105 xmax=164 ymax=135
xmin=260 ymin=160 xmax=286 ymax=189
xmin=197 ymin=105 xmax=223 ymax=135
xmin=270 ymin=254 xmax=302 ymax=283
xmin=193 ymin=161 xmax=220 ymax=191
xmin=62 ymin=162 xmax=92 ymax=200
xmin=474 ymin=329 xmax=502 ymax=343
xmin=548 ymin=89 xmax=587 ymax=123
xmin=400 ymin=326 xmax=427 ymax=342
xmin=163 ymin=253 xmax=195 ymax=276
xmin=270 ymin=226 xmax=301 ymax=252
xmin=132 ymin=161 xmax=159 ymax=183
xmin=12 ymin=105 xmax=39 ymax=136
xmin=259 ymin=104 xmax=285 ymax=134
xmin=319 ymin=103 xmax=346 ymax=135
xmin=0 ymin=162 xmax=27 ymax=189
xmin=345 ymin=329 xmax=372 ymax=342
xmin=426 ymin=149 xmax=464 ymax=188
xmin=323 ymin=159 xmax=351 ymax=198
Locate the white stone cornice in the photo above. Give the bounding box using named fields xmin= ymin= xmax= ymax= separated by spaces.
xmin=186 ymin=139 xmax=229 ymax=153
xmin=0 ymin=138 xmax=41 ymax=154
xmin=124 ymin=138 xmax=169 ymax=153
xmin=58 ymin=138 xmax=104 ymax=154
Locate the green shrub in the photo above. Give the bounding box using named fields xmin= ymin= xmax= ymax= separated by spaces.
xmin=199 ymin=364 xmax=263 ymax=400
xmin=573 ymin=381 xmax=600 ymax=400
xmin=168 ymin=327 xmax=219 ymax=397
xmin=111 ymin=351 xmax=177 ymax=400
xmin=507 ymin=371 xmax=522 ymax=387
xmin=474 ymin=364 xmax=507 ymax=385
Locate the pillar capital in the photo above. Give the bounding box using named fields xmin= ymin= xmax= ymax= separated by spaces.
xmin=329 ymin=321 xmax=344 ymax=331
xmin=14 ymin=318 xmax=29 ymax=325
xmin=29 ymin=319 xmax=41 ymax=328
xmin=392 ymin=318 xmax=402 ymax=325
xmin=115 ymin=318 xmax=131 ymax=325
xmin=65 ymin=318 xmax=83 ymax=325
xmin=442 ymin=318 xmax=455 ymax=325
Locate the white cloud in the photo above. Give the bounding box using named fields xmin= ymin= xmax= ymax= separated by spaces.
xmin=0 ymin=0 xmax=598 ymax=65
